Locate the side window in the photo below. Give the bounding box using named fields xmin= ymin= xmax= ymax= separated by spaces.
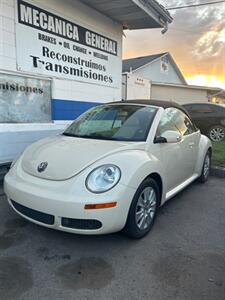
xmin=156 ymin=108 xmax=180 ymax=136
xmin=205 ymin=105 xmax=214 ymax=113
xmin=173 ymin=110 xmax=196 ymax=136
xmin=191 ymin=104 xmax=213 ymax=113
xmin=156 ymin=108 xmax=196 ymax=137
xmin=184 ymin=105 xmax=192 ymax=111
xmin=215 ymin=106 xmax=225 ymax=115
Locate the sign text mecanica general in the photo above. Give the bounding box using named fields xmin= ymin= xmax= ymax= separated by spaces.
xmin=16 ymin=0 xmax=121 ymax=87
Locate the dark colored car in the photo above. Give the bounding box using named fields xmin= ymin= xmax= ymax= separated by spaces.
xmin=183 ymin=103 xmax=225 ymax=142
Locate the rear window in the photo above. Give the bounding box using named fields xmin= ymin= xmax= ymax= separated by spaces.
xmin=188 ymin=104 xmax=214 ymax=113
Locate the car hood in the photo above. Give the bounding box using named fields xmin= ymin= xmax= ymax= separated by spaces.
xmin=21 ymin=135 xmax=146 ymax=180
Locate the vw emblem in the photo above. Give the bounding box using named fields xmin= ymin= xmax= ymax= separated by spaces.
xmin=37 ymin=162 xmax=48 ymax=173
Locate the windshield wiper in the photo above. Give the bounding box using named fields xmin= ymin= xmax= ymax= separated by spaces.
xmin=67 ymin=132 xmax=116 ymax=140
xmin=62 ymin=132 xmax=80 ymax=137
xmin=81 ymin=133 xmax=118 ymax=140
xmin=63 ymin=132 xmax=118 ymax=140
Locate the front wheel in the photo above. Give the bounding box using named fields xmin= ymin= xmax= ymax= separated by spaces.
xmin=123 ymin=178 xmax=160 ymax=239
xmin=199 ymin=151 xmax=211 ymax=183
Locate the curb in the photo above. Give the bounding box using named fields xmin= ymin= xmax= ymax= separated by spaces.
xmin=210 ymin=166 xmax=225 ymax=178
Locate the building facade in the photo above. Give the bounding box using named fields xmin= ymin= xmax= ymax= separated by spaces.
xmin=0 ymin=0 xmax=172 ymax=163
xmin=123 ymin=52 xmax=186 ymax=85
xmin=122 ymin=52 xmax=225 ymax=104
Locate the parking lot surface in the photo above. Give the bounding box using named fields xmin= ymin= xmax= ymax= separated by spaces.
xmin=0 ymin=177 xmax=224 ymax=300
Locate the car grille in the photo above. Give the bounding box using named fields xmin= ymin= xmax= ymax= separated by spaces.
xmin=61 ymin=217 xmax=102 ymax=230
xmin=11 ymin=200 xmax=55 ymax=225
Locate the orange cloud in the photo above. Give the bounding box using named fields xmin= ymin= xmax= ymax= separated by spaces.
xmin=186 ymin=75 xmax=225 ymax=89
xmin=123 ymin=0 xmax=225 ymax=90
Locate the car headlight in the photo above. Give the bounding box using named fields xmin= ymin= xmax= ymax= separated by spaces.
xmin=10 ymin=153 xmax=22 ymax=169
xmin=86 ymin=164 xmax=121 ymax=193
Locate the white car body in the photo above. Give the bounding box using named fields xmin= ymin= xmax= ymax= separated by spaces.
xmin=4 ymin=101 xmax=212 ymax=236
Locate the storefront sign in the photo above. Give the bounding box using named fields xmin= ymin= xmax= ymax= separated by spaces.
xmin=0 ymin=73 xmax=51 ymax=123
xmin=16 ymin=0 xmax=121 ymax=88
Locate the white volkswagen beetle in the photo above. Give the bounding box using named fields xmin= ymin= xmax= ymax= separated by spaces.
xmin=4 ymin=100 xmax=212 ymax=238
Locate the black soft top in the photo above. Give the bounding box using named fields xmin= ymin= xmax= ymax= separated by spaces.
xmin=108 ymin=99 xmax=190 ymax=116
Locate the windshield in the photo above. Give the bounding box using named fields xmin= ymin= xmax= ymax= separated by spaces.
xmin=63 ymin=104 xmax=157 ymax=141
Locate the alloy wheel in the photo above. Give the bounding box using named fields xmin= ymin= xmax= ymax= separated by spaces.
xmin=209 ymin=127 xmax=225 ymax=142
xmin=135 ymin=187 xmax=157 ymax=231
xmin=203 ymin=154 xmax=210 ymax=179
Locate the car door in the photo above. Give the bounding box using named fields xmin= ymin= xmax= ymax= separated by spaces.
xmin=172 ymin=109 xmax=200 ymax=178
xmin=153 ymin=108 xmax=185 ymax=191
xmin=154 ymin=108 xmax=198 ymax=192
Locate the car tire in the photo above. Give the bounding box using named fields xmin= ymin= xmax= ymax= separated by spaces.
xmin=123 ymin=178 xmax=160 ymax=239
xmin=208 ymin=125 xmax=225 ymax=142
xmin=198 ymin=150 xmax=211 ymax=183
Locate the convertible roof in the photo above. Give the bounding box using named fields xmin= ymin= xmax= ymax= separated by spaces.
xmin=109 ymin=99 xmax=189 ymax=115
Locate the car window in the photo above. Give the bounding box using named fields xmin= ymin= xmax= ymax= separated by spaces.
xmin=190 ymin=104 xmax=214 ymax=113
xmin=172 ymin=109 xmax=196 ymax=136
xmin=214 ymin=105 xmax=225 ymax=115
xmin=156 ymin=108 xmax=196 ymax=137
xmin=156 ymin=108 xmax=180 ymax=136
xmin=183 ymin=104 xmax=193 ymax=111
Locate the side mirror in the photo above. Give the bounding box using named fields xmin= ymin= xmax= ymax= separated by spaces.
xmin=155 ymin=130 xmax=182 ymax=144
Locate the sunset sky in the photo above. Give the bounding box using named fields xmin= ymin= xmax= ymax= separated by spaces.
xmin=123 ymin=0 xmax=225 ymax=89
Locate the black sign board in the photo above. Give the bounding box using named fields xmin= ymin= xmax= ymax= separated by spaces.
xmin=17 ymin=0 xmax=118 ymax=56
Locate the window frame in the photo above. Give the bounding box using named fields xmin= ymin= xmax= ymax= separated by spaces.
xmin=0 ymin=72 xmax=52 ymax=124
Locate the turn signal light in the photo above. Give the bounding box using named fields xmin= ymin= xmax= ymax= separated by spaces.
xmin=84 ymin=202 xmax=117 ymax=210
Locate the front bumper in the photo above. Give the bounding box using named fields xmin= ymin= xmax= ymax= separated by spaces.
xmin=4 ymin=165 xmax=136 ymax=235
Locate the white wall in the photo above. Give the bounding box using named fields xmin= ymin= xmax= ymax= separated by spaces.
xmin=52 ymin=78 xmax=120 ymax=103
xmin=0 ymin=0 xmax=16 ymax=71
xmin=0 ymin=0 xmax=123 ymax=162
xmin=133 ymin=56 xmax=183 ymax=85
xmin=151 ymin=84 xmax=209 ymax=104
xmin=122 ymin=73 xmax=151 ymax=100
xmin=0 ymin=122 xmax=71 ymax=163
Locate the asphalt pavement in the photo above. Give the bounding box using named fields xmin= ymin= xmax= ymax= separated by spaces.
xmin=0 ymin=177 xmax=224 ymax=300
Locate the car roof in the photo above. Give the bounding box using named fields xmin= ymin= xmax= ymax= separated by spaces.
xmin=108 ymin=99 xmax=190 ymax=116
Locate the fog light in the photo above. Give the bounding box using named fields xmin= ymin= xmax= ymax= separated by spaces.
xmin=84 ymin=202 xmax=117 ymax=209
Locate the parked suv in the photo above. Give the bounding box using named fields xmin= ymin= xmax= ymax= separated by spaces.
xmin=183 ymin=103 xmax=225 ymax=142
